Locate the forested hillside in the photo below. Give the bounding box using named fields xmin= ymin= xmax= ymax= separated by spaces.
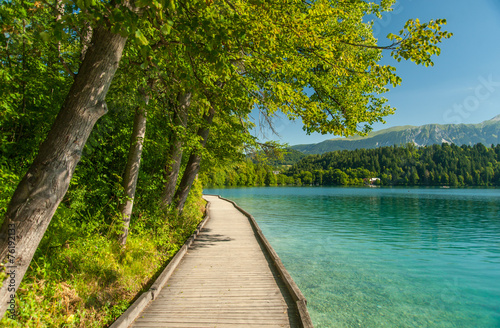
xmin=288 ymin=143 xmax=500 ymax=186
xmin=206 ymin=144 xmax=500 ymax=187
xmin=0 ymin=0 xmax=451 ymax=325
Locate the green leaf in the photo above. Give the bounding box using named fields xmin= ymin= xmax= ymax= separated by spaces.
xmin=135 ymin=29 xmax=149 ymax=45
xmin=160 ymin=24 xmax=171 ymax=35
xmin=168 ymin=0 xmax=176 ymax=13
xmin=39 ymin=31 xmax=50 ymax=42
xmin=135 ymin=0 xmax=150 ymax=8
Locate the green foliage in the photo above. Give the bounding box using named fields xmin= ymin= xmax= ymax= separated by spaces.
xmin=285 ymin=143 xmax=500 ymax=187
xmin=0 ymin=0 xmax=74 ymax=163
xmin=0 ymin=164 xmax=21 ymax=220
xmin=203 ymin=159 xmax=292 ymax=188
xmin=388 ymin=18 xmax=453 ymax=67
xmin=252 ymin=148 xmax=307 ymax=166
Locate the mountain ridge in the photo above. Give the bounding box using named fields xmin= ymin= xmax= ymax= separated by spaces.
xmin=291 ymin=115 xmax=500 ymax=154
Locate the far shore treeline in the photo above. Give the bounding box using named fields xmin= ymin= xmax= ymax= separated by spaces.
xmin=204 ymin=143 xmax=500 ymax=187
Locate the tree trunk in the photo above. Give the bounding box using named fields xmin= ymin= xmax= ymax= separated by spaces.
xmin=0 ymin=26 xmax=127 ymax=319
xmin=161 ymin=92 xmax=191 ymax=207
xmin=118 ymin=95 xmax=148 ymax=245
xmin=174 ymin=107 xmax=215 ymax=214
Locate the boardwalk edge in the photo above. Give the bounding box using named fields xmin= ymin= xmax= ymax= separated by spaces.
xmin=109 ymin=202 xmax=211 ymax=328
xmin=217 ymin=195 xmax=315 ymax=328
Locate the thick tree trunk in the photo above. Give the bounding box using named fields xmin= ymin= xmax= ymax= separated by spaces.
xmin=161 ymin=92 xmax=191 ymax=207
xmin=174 ymin=107 xmax=215 ymax=214
xmin=0 ymin=26 xmax=127 ymax=319
xmin=118 ymin=98 xmax=148 ymax=246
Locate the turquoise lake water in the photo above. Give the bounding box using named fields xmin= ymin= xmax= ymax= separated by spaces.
xmin=203 ymin=187 xmax=500 ymax=328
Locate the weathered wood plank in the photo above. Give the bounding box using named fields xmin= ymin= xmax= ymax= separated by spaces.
xmin=133 ymin=323 xmax=288 ymax=328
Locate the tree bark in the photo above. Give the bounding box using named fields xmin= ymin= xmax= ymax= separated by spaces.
xmin=118 ymin=94 xmax=148 ymax=246
xmin=174 ymin=107 xmax=215 ymax=214
xmin=161 ymin=92 xmax=191 ymax=207
xmin=0 ymin=25 xmax=127 ymax=319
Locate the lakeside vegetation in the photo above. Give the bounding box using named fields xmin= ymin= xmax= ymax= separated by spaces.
xmin=1 ymin=118 xmax=206 ymax=327
xmin=204 ymin=143 xmax=500 ymax=187
xmin=0 ymin=176 xmax=205 ymax=327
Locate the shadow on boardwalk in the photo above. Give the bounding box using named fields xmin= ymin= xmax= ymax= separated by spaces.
xmin=189 ymin=228 xmax=234 ymax=249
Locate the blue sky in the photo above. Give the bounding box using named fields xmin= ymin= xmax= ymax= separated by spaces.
xmin=252 ymin=0 xmax=500 ymax=146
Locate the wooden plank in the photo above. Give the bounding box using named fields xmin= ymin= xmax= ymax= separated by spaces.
xmin=135 ymin=316 xmax=289 ymax=322
xmin=144 ymin=306 xmax=288 ymax=313
xmin=133 ymin=323 xmax=288 ymax=328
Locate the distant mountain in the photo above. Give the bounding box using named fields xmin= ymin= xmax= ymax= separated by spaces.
xmin=291 ymin=115 xmax=500 ymax=155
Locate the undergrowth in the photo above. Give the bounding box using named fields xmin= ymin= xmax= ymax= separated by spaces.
xmin=0 ymin=169 xmax=206 ymax=328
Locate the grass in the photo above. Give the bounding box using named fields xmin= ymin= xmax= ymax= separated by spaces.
xmin=0 ymin=181 xmax=206 ymax=327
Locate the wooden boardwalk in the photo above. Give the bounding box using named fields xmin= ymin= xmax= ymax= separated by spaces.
xmin=129 ymin=195 xmax=309 ymax=328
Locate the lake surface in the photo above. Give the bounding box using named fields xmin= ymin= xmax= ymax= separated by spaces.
xmin=203 ymin=187 xmax=500 ymax=328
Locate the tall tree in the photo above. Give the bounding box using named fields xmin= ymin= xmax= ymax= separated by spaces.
xmin=161 ymin=92 xmax=191 ymax=207
xmin=174 ymin=106 xmax=215 ymax=213
xmin=0 ymin=23 xmax=128 ymax=317
xmin=118 ymin=84 xmax=150 ymax=245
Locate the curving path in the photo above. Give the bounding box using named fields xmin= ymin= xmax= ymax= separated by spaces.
xmin=129 ymin=195 xmax=304 ymax=328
